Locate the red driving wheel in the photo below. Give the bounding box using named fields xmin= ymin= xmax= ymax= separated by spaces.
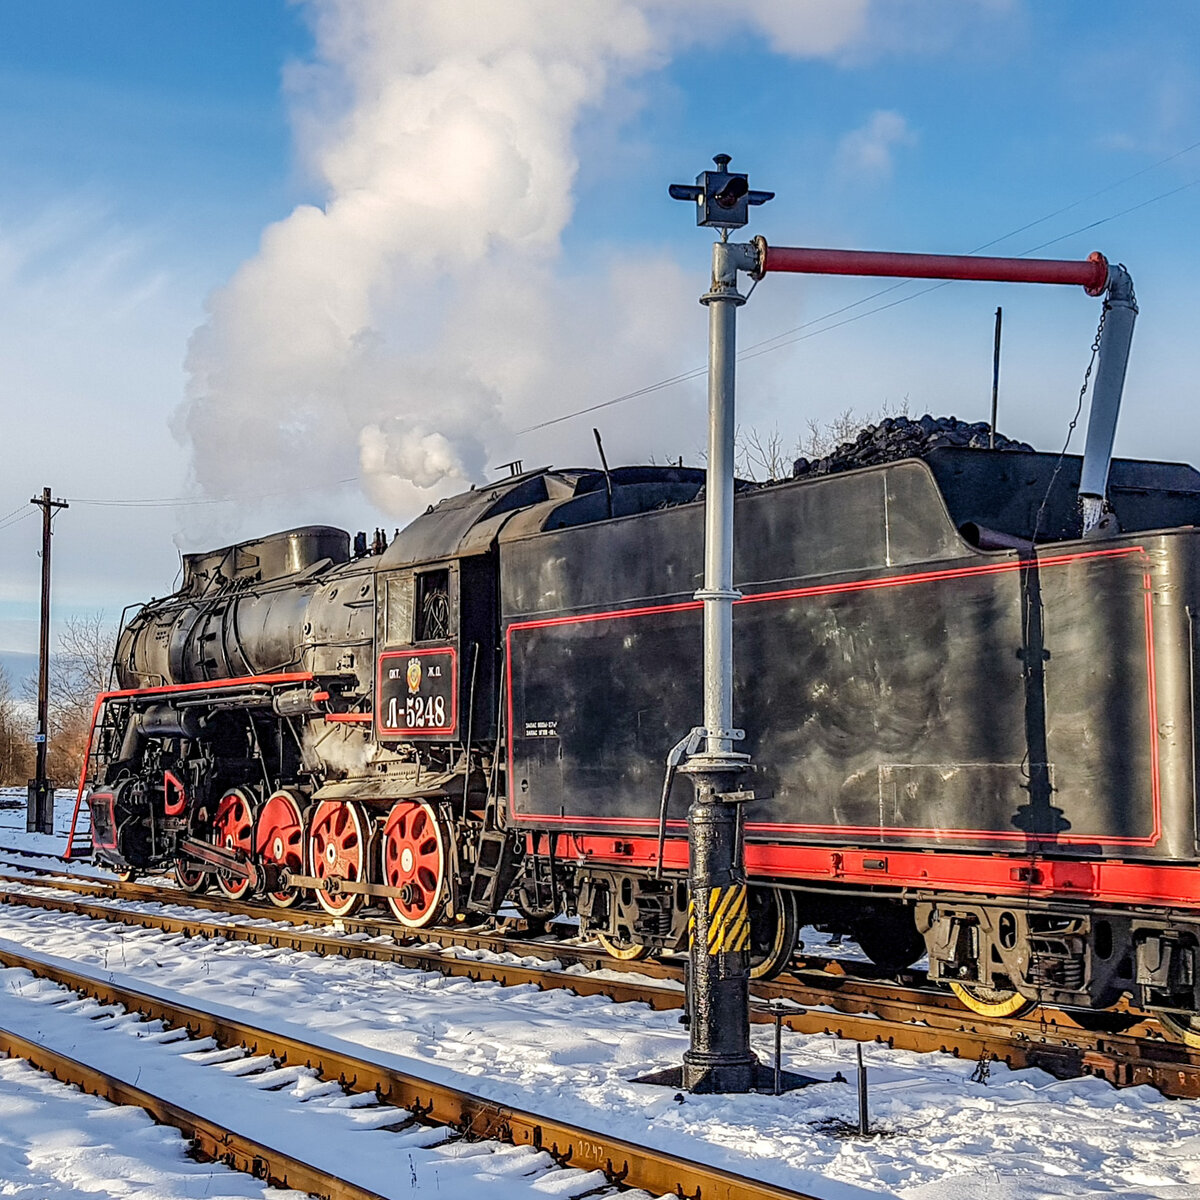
xmin=174 ymin=857 xmax=208 ymax=894
xmin=308 ymin=800 xmax=367 ymax=918
xmin=212 ymin=788 xmax=254 ymax=900
xmin=381 ymin=799 xmax=446 ymax=927
xmin=254 ymin=789 xmax=306 ymax=908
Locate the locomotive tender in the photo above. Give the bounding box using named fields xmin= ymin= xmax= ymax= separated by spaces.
xmin=74 ymin=435 xmax=1200 ymax=1038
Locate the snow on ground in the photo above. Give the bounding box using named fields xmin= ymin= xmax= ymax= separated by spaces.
xmin=2 ymin=796 xmax=1200 ymax=1198
xmin=0 ymin=963 xmax=631 ymax=1199
xmin=0 ymin=786 xmax=110 ymax=878
xmin=0 ymin=1050 xmax=306 ymax=1200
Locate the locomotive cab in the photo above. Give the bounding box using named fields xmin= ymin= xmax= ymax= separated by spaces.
xmin=375 ymin=562 xmax=463 ymax=741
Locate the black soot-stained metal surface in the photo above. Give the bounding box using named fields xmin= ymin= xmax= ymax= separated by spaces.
xmin=503 ymin=454 xmax=1200 ymax=860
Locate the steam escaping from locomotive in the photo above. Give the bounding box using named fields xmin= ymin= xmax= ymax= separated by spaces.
xmin=177 ymin=0 xmax=878 ymax=522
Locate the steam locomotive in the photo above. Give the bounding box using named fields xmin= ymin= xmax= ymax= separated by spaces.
xmin=73 ymin=432 xmax=1200 ymax=1040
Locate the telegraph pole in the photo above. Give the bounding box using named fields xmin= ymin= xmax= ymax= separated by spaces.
xmin=28 ymin=487 xmax=68 ymax=835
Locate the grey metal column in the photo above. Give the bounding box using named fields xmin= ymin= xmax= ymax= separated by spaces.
xmin=679 ymin=237 xmax=756 ymax=1093
xmin=698 ymin=239 xmax=751 ymax=761
xmin=667 ymin=156 xmax=774 ymax=1093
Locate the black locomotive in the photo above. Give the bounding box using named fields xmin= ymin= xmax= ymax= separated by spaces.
xmin=72 ymin=426 xmax=1200 ymax=1040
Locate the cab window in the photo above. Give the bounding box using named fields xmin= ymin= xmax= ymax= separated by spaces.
xmin=415 ymin=569 xmax=450 ymax=641
xmin=385 ymin=576 xmax=414 ymax=646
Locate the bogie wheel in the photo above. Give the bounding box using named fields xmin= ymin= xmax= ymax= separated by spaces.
xmin=749 ymin=887 xmax=799 ymax=980
xmin=211 ymin=789 xmax=255 ymax=901
xmin=950 ymin=981 xmax=1036 ymax=1019
xmin=596 ymin=931 xmax=649 ymax=961
xmin=1066 ymin=1008 xmax=1140 ymax=1035
xmin=255 ymin=789 xmax=307 ymax=908
xmin=381 ymin=799 xmax=447 ymax=927
xmin=174 ymin=858 xmax=208 ymax=894
xmin=854 ymin=910 xmax=927 ymax=972
xmin=309 ymin=800 xmax=367 ymax=918
xmin=1158 ymin=1013 xmax=1200 ymax=1048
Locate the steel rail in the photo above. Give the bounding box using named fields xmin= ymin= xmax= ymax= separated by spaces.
xmin=0 ymin=1021 xmax=388 ymax=1200
xmin=0 ymin=879 xmax=683 ymax=1008
xmin=3 ymin=870 xmax=1200 ymax=1097
xmin=0 ymin=864 xmax=696 ymax=980
xmin=0 ymin=941 xmax=822 ymax=1200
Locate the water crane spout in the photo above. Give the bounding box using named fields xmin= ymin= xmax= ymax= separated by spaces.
xmin=1079 ymin=264 xmax=1138 ymax=534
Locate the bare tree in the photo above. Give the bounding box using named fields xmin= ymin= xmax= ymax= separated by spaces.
xmin=23 ymin=613 xmax=117 ymax=787
xmin=55 ymin=612 xmax=116 ymax=699
xmin=736 ymin=425 xmax=791 ymax=482
xmin=737 ymin=398 xmax=915 ymax=482
xmin=0 ymin=664 xmax=32 ymax=787
xmin=799 ymin=397 xmax=912 ymax=460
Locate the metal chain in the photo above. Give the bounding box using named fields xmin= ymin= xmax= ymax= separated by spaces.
xmin=1031 ymin=302 xmax=1109 ymax=546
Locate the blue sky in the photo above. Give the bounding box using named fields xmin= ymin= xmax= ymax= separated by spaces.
xmin=2 ymin=1 xmax=1199 ymax=669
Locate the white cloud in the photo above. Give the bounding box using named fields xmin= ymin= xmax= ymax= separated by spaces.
xmin=176 ymin=0 xmax=887 ymax=519
xmin=835 ymin=109 xmax=918 ymax=182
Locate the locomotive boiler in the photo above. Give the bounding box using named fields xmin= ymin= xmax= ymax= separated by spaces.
xmin=71 ymin=428 xmax=1200 ymax=1041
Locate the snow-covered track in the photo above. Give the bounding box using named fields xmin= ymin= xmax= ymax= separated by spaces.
xmin=4 ymin=867 xmax=1200 ymax=1100
xmin=0 ymin=1002 xmax=390 ymax=1200
xmin=0 ymin=938 xmax=821 ymax=1200
xmin=0 ymin=841 xmax=78 ymax=863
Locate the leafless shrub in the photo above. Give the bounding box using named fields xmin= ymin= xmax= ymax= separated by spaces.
xmin=737 ymin=397 xmax=912 ymax=482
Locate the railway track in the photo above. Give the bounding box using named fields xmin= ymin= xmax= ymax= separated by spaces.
xmin=0 ymin=935 xmax=819 ymax=1200
xmin=2 ymin=861 xmax=1200 ymax=1101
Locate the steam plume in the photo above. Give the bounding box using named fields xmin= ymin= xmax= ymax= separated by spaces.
xmin=179 ymin=0 xmax=875 ymax=521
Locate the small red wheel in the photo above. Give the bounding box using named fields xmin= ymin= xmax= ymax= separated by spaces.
xmin=381 ymin=799 xmax=446 ymax=927
xmin=212 ymin=788 xmax=254 ymax=901
xmin=255 ymin=789 xmax=307 ymax=908
xmin=174 ymin=858 xmax=208 ymax=894
xmin=308 ymin=800 xmax=367 ymax=918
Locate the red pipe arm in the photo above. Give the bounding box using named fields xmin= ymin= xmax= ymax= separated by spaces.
xmin=754 ymin=238 xmax=1110 ymax=296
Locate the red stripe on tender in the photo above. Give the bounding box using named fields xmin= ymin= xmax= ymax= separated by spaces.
xmin=505 ymin=546 xmax=1144 ymax=633
xmin=506 ymin=545 xmax=1161 ymax=847
xmin=1144 ymin=572 xmax=1163 ymax=843
xmin=548 ymin=834 xmax=1200 ymax=910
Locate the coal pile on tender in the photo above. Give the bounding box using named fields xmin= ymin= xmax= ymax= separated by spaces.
xmin=791 ymin=414 xmax=1033 ymax=480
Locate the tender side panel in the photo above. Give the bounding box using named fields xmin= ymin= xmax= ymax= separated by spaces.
xmin=508 ymin=545 xmax=1167 ymax=853
xmin=502 ymin=466 xmax=1196 ymax=861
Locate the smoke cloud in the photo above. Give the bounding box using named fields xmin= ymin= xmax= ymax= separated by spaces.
xmin=178 ymin=0 xmax=878 ymax=522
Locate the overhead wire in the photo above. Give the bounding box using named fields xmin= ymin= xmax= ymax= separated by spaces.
xmin=517 ymin=140 xmax=1200 ymax=436
xmin=0 ymin=508 xmax=36 ymax=535
xmin=30 ymin=138 xmax=1200 ymax=498
xmin=65 ymin=476 xmax=359 ymax=510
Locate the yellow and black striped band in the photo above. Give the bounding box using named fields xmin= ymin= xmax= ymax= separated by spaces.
xmin=688 ymin=884 xmax=750 ymax=956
